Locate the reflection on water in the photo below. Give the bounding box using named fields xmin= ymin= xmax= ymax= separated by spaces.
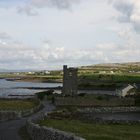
xmin=0 ymin=79 xmax=62 ymax=98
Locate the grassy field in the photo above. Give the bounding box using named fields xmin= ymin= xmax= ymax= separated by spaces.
xmin=79 ymin=73 xmax=140 ymax=83
xmin=39 ymin=118 xmax=140 ymax=140
xmin=78 ymin=73 xmax=140 ymax=89
xmin=0 ymin=99 xmax=39 ymax=111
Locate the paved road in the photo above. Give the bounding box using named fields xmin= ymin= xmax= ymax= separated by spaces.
xmin=0 ymin=101 xmax=55 ymax=140
xmin=0 ymin=119 xmax=26 ymax=140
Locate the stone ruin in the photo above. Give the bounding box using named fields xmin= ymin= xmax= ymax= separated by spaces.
xmin=62 ymin=65 xmax=78 ymax=96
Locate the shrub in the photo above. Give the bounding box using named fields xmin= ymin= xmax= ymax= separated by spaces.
xmin=78 ymin=93 xmax=86 ymax=97
xmin=36 ymin=90 xmax=54 ymax=100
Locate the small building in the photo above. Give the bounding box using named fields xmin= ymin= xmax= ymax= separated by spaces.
xmin=62 ymin=65 xmax=78 ymax=96
xmin=43 ymin=70 xmax=50 ymax=74
xmin=99 ymin=71 xmax=106 ymax=74
xmin=116 ymin=84 xmax=137 ymax=97
xmin=110 ymin=71 xmax=114 ymax=74
xmin=27 ymin=71 xmax=35 ymax=75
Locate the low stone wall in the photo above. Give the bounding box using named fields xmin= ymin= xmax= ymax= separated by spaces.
xmin=74 ymin=107 xmax=140 ymax=124
xmin=0 ymin=111 xmax=19 ymax=121
xmin=27 ymin=111 xmax=85 ymax=140
xmin=77 ymin=106 xmax=140 ymax=113
xmin=74 ymin=112 xmax=140 ymax=124
xmin=27 ymin=120 xmax=85 ymax=140
xmin=90 ymin=118 xmax=140 ymax=124
xmin=55 ymin=97 xmax=135 ymax=107
xmin=0 ymin=103 xmax=43 ymax=122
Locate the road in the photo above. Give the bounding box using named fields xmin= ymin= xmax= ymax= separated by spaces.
xmin=0 ymin=101 xmax=55 ymax=140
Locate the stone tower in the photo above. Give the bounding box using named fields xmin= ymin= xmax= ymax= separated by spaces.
xmin=63 ymin=65 xmax=78 ymax=96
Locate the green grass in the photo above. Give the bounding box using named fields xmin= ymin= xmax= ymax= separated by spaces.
xmin=0 ymin=99 xmax=39 ymax=111
xmin=79 ymin=73 xmax=140 ymax=83
xmin=39 ymin=119 xmax=140 ymax=140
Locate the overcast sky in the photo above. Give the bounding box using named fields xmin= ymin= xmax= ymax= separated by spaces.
xmin=0 ymin=0 xmax=140 ymax=70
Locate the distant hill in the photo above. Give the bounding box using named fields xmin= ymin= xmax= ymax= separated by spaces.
xmin=94 ymin=62 xmax=140 ymax=67
xmin=0 ymin=69 xmax=34 ymax=73
xmin=80 ymin=62 xmax=140 ymax=68
xmin=79 ymin=62 xmax=140 ymax=73
xmin=0 ymin=62 xmax=139 ymax=73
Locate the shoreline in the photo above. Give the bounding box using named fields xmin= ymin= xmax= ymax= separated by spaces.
xmin=0 ymin=75 xmax=62 ymax=83
xmin=6 ymin=78 xmax=62 ymax=83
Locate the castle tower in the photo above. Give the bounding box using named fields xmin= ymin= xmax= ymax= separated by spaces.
xmin=62 ymin=65 xmax=78 ymax=96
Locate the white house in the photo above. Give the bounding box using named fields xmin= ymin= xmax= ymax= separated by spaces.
xmin=116 ymin=84 xmax=137 ymax=97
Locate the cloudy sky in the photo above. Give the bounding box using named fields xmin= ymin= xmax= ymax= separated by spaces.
xmin=0 ymin=0 xmax=140 ymax=70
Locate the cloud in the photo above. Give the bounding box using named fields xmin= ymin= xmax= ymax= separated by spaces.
xmin=110 ymin=0 xmax=140 ymax=33
xmin=97 ymin=43 xmax=117 ymax=50
xmin=31 ymin=0 xmax=81 ymax=9
xmin=117 ymin=28 xmax=134 ymax=40
xmin=0 ymin=40 xmax=66 ymax=69
xmin=17 ymin=5 xmax=38 ymax=16
xmin=0 ymin=32 xmax=11 ymax=40
xmin=1 ymin=38 xmax=139 ymax=70
xmin=118 ymin=30 xmax=129 ymax=38
xmin=17 ymin=0 xmax=82 ymax=16
xmin=96 ymin=40 xmax=140 ymax=63
xmin=0 ymin=40 xmax=7 ymax=45
xmin=0 ymin=40 xmax=111 ymax=69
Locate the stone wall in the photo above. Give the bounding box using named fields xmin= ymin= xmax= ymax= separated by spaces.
xmin=27 ymin=119 xmax=85 ymax=140
xmin=55 ymin=97 xmax=135 ymax=107
xmin=87 ymin=118 xmax=140 ymax=125
xmin=77 ymin=106 xmax=140 ymax=113
xmin=0 ymin=103 xmax=43 ymax=122
xmin=0 ymin=111 xmax=19 ymax=121
xmin=75 ymin=107 xmax=140 ymax=124
xmin=88 ymin=118 xmax=140 ymax=125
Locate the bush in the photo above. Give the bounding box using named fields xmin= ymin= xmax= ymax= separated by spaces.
xmin=96 ymin=96 xmax=103 ymax=100
xmin=78 ymin=93 xmax=86 ymax=97
xmin=36 ymin=90 xmax=54 ymax=100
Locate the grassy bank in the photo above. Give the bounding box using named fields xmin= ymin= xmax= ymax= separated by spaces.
xmin=18 ymin=76 xmax=62 ymax=83
xmin=0 ymin=99 xmax=39 ymax=111
xmin=39 ymin=118 xmax=140 ymax=140
xmin=0 ymin=74 xmax=62 ymax=83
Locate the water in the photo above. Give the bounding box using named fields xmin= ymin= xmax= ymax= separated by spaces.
xmin=0 ymin=79 xmax=116 ymax=98
xmin=0 ymin=79 xmax=62 ymax=88
xmin=0 ymin=79 xmax=62 ymax=98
